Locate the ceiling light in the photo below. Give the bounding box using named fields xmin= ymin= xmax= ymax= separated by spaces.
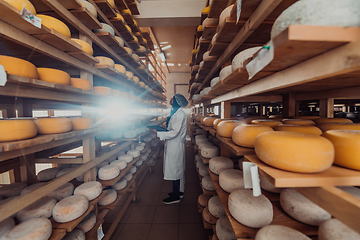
xmin=159 ymin=51 xmax=166 ymax=61
xmin=162 ymin=45 xmax=171 ymax=50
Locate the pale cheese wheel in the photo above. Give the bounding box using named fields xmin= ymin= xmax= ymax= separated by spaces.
xmin=217 ymin=120 xmax=241 ymax=137
xmin=118 ymin=154 xmax=134 ymax=163
xmin=208 ymin=196 xmax=226 ymax=218
xmin=74 ymin=181 xmax=102 ymax=200
xmin=37 ymin=68 xmax=71 ymax=85
xmin=219 ymin=4 xmax=233 ymax=28
xmin=0 ymin=198 xmax=17 ymax=218
xmin=0 ymin=56 xmax=38 ymax=79
xmin=202 ymin=176 xmax=215 ymax=191
xmin=110 ymin=160 xmax=127 ymax=170
xmin=211 ymin=33 xmax=218 ymax=45
xmin=219 ymin=169 xmax=244 ymax=193
xmin=0 ymin=217 xmax=15 ymax=239
xmin=138 ymin=46 xmax=146 ymax=52
xmin=198 ymin=142 xmax=214 ymax=150
xmin=93 ymin=86 xmax=112 ymax=96
xmin=209 ymin=157 xmax=234 ymax=175
xmin=94 ymin=23 xmax=115 ymax=36
xmin=259 ymin=175 xmax=282 ymax=193
xmin=124 ymin=47 xmax=132 ymax=55
xmin=125 ymin=71 xmax=134 ymax=80
xmin=2 ymin=218 xmax=52 ymax=240
xmin=34 ymin=117 xmax=72 ymax=134
xmin=271 ymin=0 xmax=360 ymax=38
xmin=76 ymin=0 xmax=96 ymax=17
xmin=195 ymin=134 xmax=207 ymax=140
xmin=192 ymin=94 xmax=201 ymax=101
xmin=71 ymin=38 xmax=93 ymax=55
xmin=255 ymin=131 xmax=334 ymax=173
xmin=94 ymin=57 xmax=115 ymax=68
xmin=255 ymin=225 xmax=311 ymax=240
xmin=251 ymin=119 xmax=282 ymax=128
xmin=114 ymin=36 xmax=124 ymax=47
xmin=71 ymin=117 xmax=93 ymax=131
xmin=114 ymin=64 xmax=126 ymax=74
xmin=112 ymin=178 xmax=127 ymax=191
xmin=202 ymin=17 xmax=219 ymax=27
xmin=4 ymin=0 xmax=36 ymax=14
xmin=201 ymin=145 xmax=219 ymax=158
xmin=0 ymin=182 xmax=27 ymax=198
xmin=20 ymin=182 xmax=46 ymax=196
xmin=127 ymin=149 xmax=140 ymax=158
xmin=136 ymin=145 xmax=144 ymax=151
xmin=219 ymin=65 xmax=232 ymax=81
xmin=47 ymin=183 xmax=74 ymax=201
xmin=196 ymin=161 xmax=205 ymax=169
xmin=56 ymin=168 xmax=73 ymax=177
xmin=314 ymin=118 xmax=353 ymax=125
xmin=318 ymin=122 xmax=360 ymax=132
xmin=198 ymin=194 xmax=212 ymax=207
xmin=131 ymin=54 xmax=139 ymax=62
xmin=199 ymin=165 xmax=209 ymax=177
xmin=62 ymin=229 xmax=85 ymax=240
xmin=195 ymin=137 xmax=209 ymax=144
xmin=274 ymin=124 xmax=322 ymax=135
xmin=77 ymin=212 xmax=96 ymax=233
xmin=213 ymin=118 xmax=232 ymax=130
xmin=37 ymin=15 xmax=71 ymax=38
xmin=202 ymin=117 xmax=218 ymax=127
xmin=280 ymin=188 xmax=331 ymax=226
xmin=210 ymin=77 xmax=220 ymax=87
xmin=322 ymin=130 xmax=360 ymax=170
xmin=135 ymin=160 xmax=143 ymax=167
xmin=216 ymin=216 xmax=236 ymax=240
xmin=125 ymin=172 xmax=133 ymax=181
xmin=282 ymin=119 xmax=315 ymax=126
xmin=232 ymin=124 xmax=274 ymax=148
xmin=16 ymin=197 xmax=57 ymax=222
xmin=70 ymin=78 xmax=91 ymax=91
xmin=319 ymin=218 xmax=360 ymax=240
xmin=228 ymin=189 xmax=273 ymax=228
xmin=231 ymin=47 xmax=262 ymax=71
xmin=132 ymin=76 xmax=139 ymax=83
xmin=98 ymin=165 xmax=120 ymax=180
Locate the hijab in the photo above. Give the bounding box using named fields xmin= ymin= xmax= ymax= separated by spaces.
xmin=166 ymin=97 xmax=181 ymax=128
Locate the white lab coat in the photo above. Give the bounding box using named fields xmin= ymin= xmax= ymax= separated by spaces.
xmin=157 ymin=108 xmax=187 ymax=181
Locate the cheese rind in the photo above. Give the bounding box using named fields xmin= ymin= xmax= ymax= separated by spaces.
xmin=110 ymin=160 xmax=127 ymax=170
xmin=219 ymin=169 xmax=244 ymax=193
xmin=0 ymin=217 xmax=15 ymax=239
xmin=319 ymin=218 xmax=360 ymax=240
xmin=216 ymin=216 xmax=236 ymax=240
xmin=37 ymin=68 xmax=71 ymax=85
xmin=94 ymin=23 xmax=115 ymax=36
xmin=282 ymin=119 xmax=315 ymax=126
xmin=70 ymin=78 xmax=92 ymax=91
xmin=71 ymin=38 xmax=93 ymax=55
xmin=0 ymin=56 xmax=38 ymax=79
xmin=94 ymin=56 xmax=115 ymax=68
xmin=62 ymin=229 xmax=85 ymax=240
xmin=76 ymin=0 xmax=96 ymax=17
xmin=52 ymin=195 xmax=89 ymax=223
xmin=93 ymin=86 xmax=112 ymax=96
xmin=274 ymin=124 xmax=322 ymax=135
xmin=198 ymin=194 xmax=212 ymax=207
xmin=16 ymin=197 xmax=57 ymax=222
xmin=314 ymin=118 xmax=353 ymax=125
xmin=232 ymin=47 xmax=262 ymax=71
xmin=36 ymin=15 xmax=71 ymax=38
xmin=4 ymin=0 xmax=36 ymax=14
xmin=251 ymin=119 xmax=282 ymax=128
xmin=2 ymin=218 xmax=52 ymax=240
xmin=232 ymin=124 xmax=274 ymax=148
xmin=0 ymin=182 xmax=27 ymax=198
xmin=112 ymin=178 xmax=127 ymax=191
xmin=20 ymin=182 xmax=46 ymax=196
xmin=71 ymin=117 xmax=93 ymax=130
xmin=202 ymin=176 xmax=215 ymax=191
xmin=217 ymin=120 xmax=241 ymax=137
xmin=34 ymin=117 xmax=72 ymax=134
xmin=255 ymin=225 xmax=311 ymax=240
xmin=47 ymin=182 xmax=74 ymax=201
xmin=209 ymin=157 xmax=234 ymax=175
xmin=208 ymin=196 xmax=226 ymax=218
xmin=0 ymin=119 xmax=37 ymax=142
xmin=98 ymin=189 xmax=117 ymax=206
xmin=98 ymin=165 xmax=120 ymax=180
xmin=203 ymin=117 xmax=218 ymax=127
xmin=74 ymin=181 xmax=102 ymax=201
xmin=201 ymin=146 xmax=219 ymax=158
xmin=318 ymin=122 xmax=360 ymax=132
xmin=76 ymin=212 xmax=96 ymax=233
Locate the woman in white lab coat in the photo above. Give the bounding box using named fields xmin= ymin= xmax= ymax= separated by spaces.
xmin=157 ymin=93 xmax=188 ymax=204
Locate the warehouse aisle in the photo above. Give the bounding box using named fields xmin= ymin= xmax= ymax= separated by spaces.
xmin=109 ymin=141 xmax=211 ymax=240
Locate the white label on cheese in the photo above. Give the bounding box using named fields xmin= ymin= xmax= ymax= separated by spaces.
xmin=236 ymin=0 xmax=242 ymax=24
xmin=0 ymin=65 xmax=7 ymax=86
xmin=246 ymin=40 xmax=274 ymax=80
xmin=243 ymin=162 xmax=261 ymax=197
xmin=20 ymin=5 xmax=41 ymax=28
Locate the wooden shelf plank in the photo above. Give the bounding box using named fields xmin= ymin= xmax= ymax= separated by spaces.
xmin=109 ymin=18 xmax=129 ymax=33
xmin=199 ymin=40 xmax=211 ymax=52
xmin=208 ymin=0 xmax=228 ymax=18
xmin=94 ymin=0 xmax=117 ymax=18
xmin=208 ymin=42 xmax=229 ymax=57
xmin=94 ymin=64 xmax=121 ymax=76
xmin=49 ymin=229 xmax=66 ymax=240
xmin=128 ymin=41 xmax=140 ymax=49
xmin=202 ymin=25 xmax=217 ymax=40
xmin=70 ymin=7 xmax=103 ymax=30
xmin=98 ymin=194 xmax=123 ymax=210
xmin=31 ymin=0 xmax=81 ymax=12
xmin=68 ymin=51 xmax=99 ymax=64
xmin=216 ymin=134 xmax=255 ymax=156
xmin=246 ymin=155 xmax=360 ymax=188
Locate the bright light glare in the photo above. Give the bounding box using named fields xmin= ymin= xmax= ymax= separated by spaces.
xmin=160 ymin=42 xmax=168 ymax=44
xmin=167 ymin=63 xmax=174 ymax=66
xmin=162 ymin=45 xmax=171 ymax=50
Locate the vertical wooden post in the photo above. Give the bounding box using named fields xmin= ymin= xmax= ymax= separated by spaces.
xmin=83 ymin=137 xmax=96 ymax=182
xmin=221 ymin=101 xmax=231 ymax=118
xmin=282 ymin=94 xmax=295 ymax=118
xmin=259 ymin=104 xmax=263 ymax=116
xmin=319 ymin=98 xmax=334 ymax=118
xmin=19 ymin=154 xmax=37 ymax=184
xmin=295 ymin=102 xmax=300 ymax=117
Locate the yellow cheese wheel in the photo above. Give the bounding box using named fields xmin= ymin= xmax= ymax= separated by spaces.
xmin=124 ymin=47 xmax=132 ymax=55
xmin=213 ymin=118 xmax=231 ymax=130
xmin=121 ymin=9 xmax=132 ymax=15
xmin=133 ymin=36 xmax=139 ymax=43
xmin=142 ymin=38 xmax=147 ymax=44
xmin=0 ymin=119 xmax=37 ymax=142
xmin=255 ymin=131 xmax=334 ymax=173
xmin=139 ymin=81 xmax=145 ymax=88
xmin=202 ymin=6 xmax=210 ymax=14
xmin=322 ymin=130 xmax=360 ymax=170
xmin=126 ymin=71 xmax=134 ymax=80
xmin=71 ymin=38 xmax=93 ymax=55
xmin=114 ymin=64 xmax=126 ymax=74
xmin=125 ymin=25 xmax=132 ymax=33
xmin=138 ymin=45 xmax=146 ymax=52
xmin=0 ymin=55 xmax=38 ymax=79
xmin=274 ymin=124 xmax=323 ymax=135
xmin=93 ymin=86 xmax=112 ymax=96
xmin=197 ymin=25 xmax=203 ymax=31
xmin=282 ymin=119 xmax=315 ymax=126
xmin=70 ymin=78 xmax=91 ymax=91
xmin=131 ymin=53 xmax=139 ymax=62
xmin=191 ymin=49 xmax=197 ymax=54
xmin=251 ymin=119 xmax=282 ymax=128
xmin=314 ymin=118 xmax=353 ymax=125
xmin=318 ymin=122 xmax=360 ymax=132
xmin=34 ymin=117 xmax=72 ymax=134
xmin=76 ymin=0 xmax=96 ymax=17
xmin=137 ymin=64 xmax=145 ymax=70
xmin=202 ymin=117 xmax=218 ymax=127
xmin=114 ymin=36 xmax=124 ymax=47
xmin=37 ymin=15 xmax=71 ymax=38
xmin=132 ymin=76 xmax=139 ymax=83
xmin=37 ymin=68 xmax=71 ymax=85
xmin=112 ymin=89 xmax=121 ymax=97
xmin=94 ymin=56 xmax=115 ymax=68
xmin=294 ymin=116 xmax=320 ymax=120
xmin=106 ymin=0 xmax=115 ymax=8
xmin=4 ymin=0 xmax=36 ymax=14
xmin=217 ymin=120 xmax=241 ymax=138
xmin=232 ymin=124 xmax=274 ymax=148
xmin=71 ymin=117 xmax=93 ymax=130
xmin=113 ymin=13 xmax=124 ymax=22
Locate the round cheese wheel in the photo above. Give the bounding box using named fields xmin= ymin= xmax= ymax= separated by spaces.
xmin=71 ymin=38 xmax=93 ymax=55
xmin=208 ymin=196 xmax=226 ymax=218
xmin=53 ymin=195 xmax=88 ymax=223
xmin=338 ymin=186 xmax=360 ymax=198
xmin=319 ymin=218 xmax=360 ymax=240
xmin=219 ymin=4 xmax=233 ymax=28
xmin=192 ymin=94 xmax=201 ymax=101
xmin=255 ymin=131 xmax=334 ymax=173
xmin=251 ymin=119 xmax=282 ymax=128
xmin=135 ymin=160 xmax=143 ymax=167
xmin=114 ymin=64 xmax=126 ymax=74
xmin=201 ymin=146 xmax=219 ymax=158
xmin=137 ymin=46 xmax=146 ymax=53
xmin=198 ymin=194 xmax=212 ymax=207
xmin=255 ymin=225 xmax=311 ymax=240
xmin=209 ymin=157 xmax=234 ymax=175
xmin=131 ymin=166 xmax=138 ymax=173
xmin=318 ymin=122 xmax=360 ymax=132
xmin=217 ymin=120 xmax=241 ymax=137
xmin=199 ymin=165 xmax=209 ymax=177
xmin=314 ymin=118 xmax=353 ymax=125
xmin=219 ymin=65 xmax=232 ymax=81
xmin=4 ymin=0 xmax=36 ymax=14
xmin=131 ymin=54 xmax=139 ymax=62
xmin=202 ymin=117 xmax=218 ymax=127
xmin=94 ymin=56 xmax=115 ymax=68
xmin=259 ymin=175 xmax=282 ymax=193
xmin=0 ymin=118 xmax=37 ymax=142
xmin=232 ymin=124 xmax=274 ymax=148
xmin=98 ymin=165 xmax=120 ymax=180
xmin=62 ymin=229 xmax=85 ymax=240
xmin=202 ymin=6 xmax=210 ymax=14
xmin=280 ymin=188 xmax=331 ymax=226
xmin=94 ymin=23 xmax=115 ymax=36
xmin=17 ymin=197 xmax=57 ymax=222
xmin=210 ymin=77 xmax=220 ymax=88
xmin=219 ymin=169 xmax=244 ymax=193
xmin=202 ymin=176 xmax=215 ymax=191
xmin=34 ymin=117 xmax=72 ymax=134
xmin=121 ymin=9 xmax=132 ymax=15
xmin=0 ymin=56 xmax=38 ymax=79
xmin=229 ymin=189 xmax=273 ymax=228
xmin=77 ymin=212 xmax=96 ymax=233
xmin=20 ymin=182 xmax=46 ymax=196
xmin=322 ymin=130 xmax=360 ymax=170
xmin=113 ymin=13 xmax=124 ymax=22
xmin=71 ymin=117 xmax=93 ymax=131
xmin=47 ymin=182 xmax=74 ymax=200
xmin=36 ymin=15 xmax=71 ymax=38
xmin=216 ymin=216 xmax=236 ymax=240
xmin=114 ymin=36 xmax=124 ymax=47
xmin=211 ymin=33 xmax=218 ymax=45
xmin=213 ymin=118 xmax=231 ymax=130
xmin=196 ymin=138 xmax=209 ymax=145
xmin=282 ymin=119 xmax=315 ymax=126
xmin=93 ymin=86 xmax=112 ymax=96
xmin=125 ymin=172 xmax=133 ymax=181
xmin=232 ymin=47 xmax=262 ymax=71
xmin=271 ymin=0 xmax=360 ymax=38
xmin=125 ymin=71 xmax=134 ymax=80
xmin=196 ymin=160 xmax=205 ymax=169
xmin=3 ymin=218 xmax=52 ymax=240
xmin=0 ymin=217 xmax=15 ymax=238
xmin=112 ymin=178 xmax=127 ymax=191
xmin=0 ymin=182 xmax=27 ymax=198
xmin=202 ymin=18 xmax=219 ymax=27
xmin=76 ymin=0 xmax=96 ymax=17
xmin=197 ymin=25 xmax=203 ymax=32
xmin=132 ymin=76 xmax=139 ymax=83
xmin=70 ymin=78 xmax=91 ymax=91
xmin=124 ymin=47 xmax=132 ymax=55
xmin=127 ymin=150 xmax=140 ymax=158
xmin=294 ymin=116 xmax=320 ymax=120
xmin=37 ymin=68 xmax=71 ymax=85
xmin=74 ymin=181 xmax=102 ymax=200
xmin=274 ymin=124 xmax=323 ymax=135
xmin=136 ymin=145 xmax=144 ymax=151
xmin=110 ymin=160 xmax=127 ymax=170
xmin=56 ymin=168 xmax=73 ymax=177
xmin=198 ymin=142 xmax=213 ymax=150
xmin=106 ymin=0 xmax=115 ymax=8
xmin=118 ymin=154 xmax=134 ymax=163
